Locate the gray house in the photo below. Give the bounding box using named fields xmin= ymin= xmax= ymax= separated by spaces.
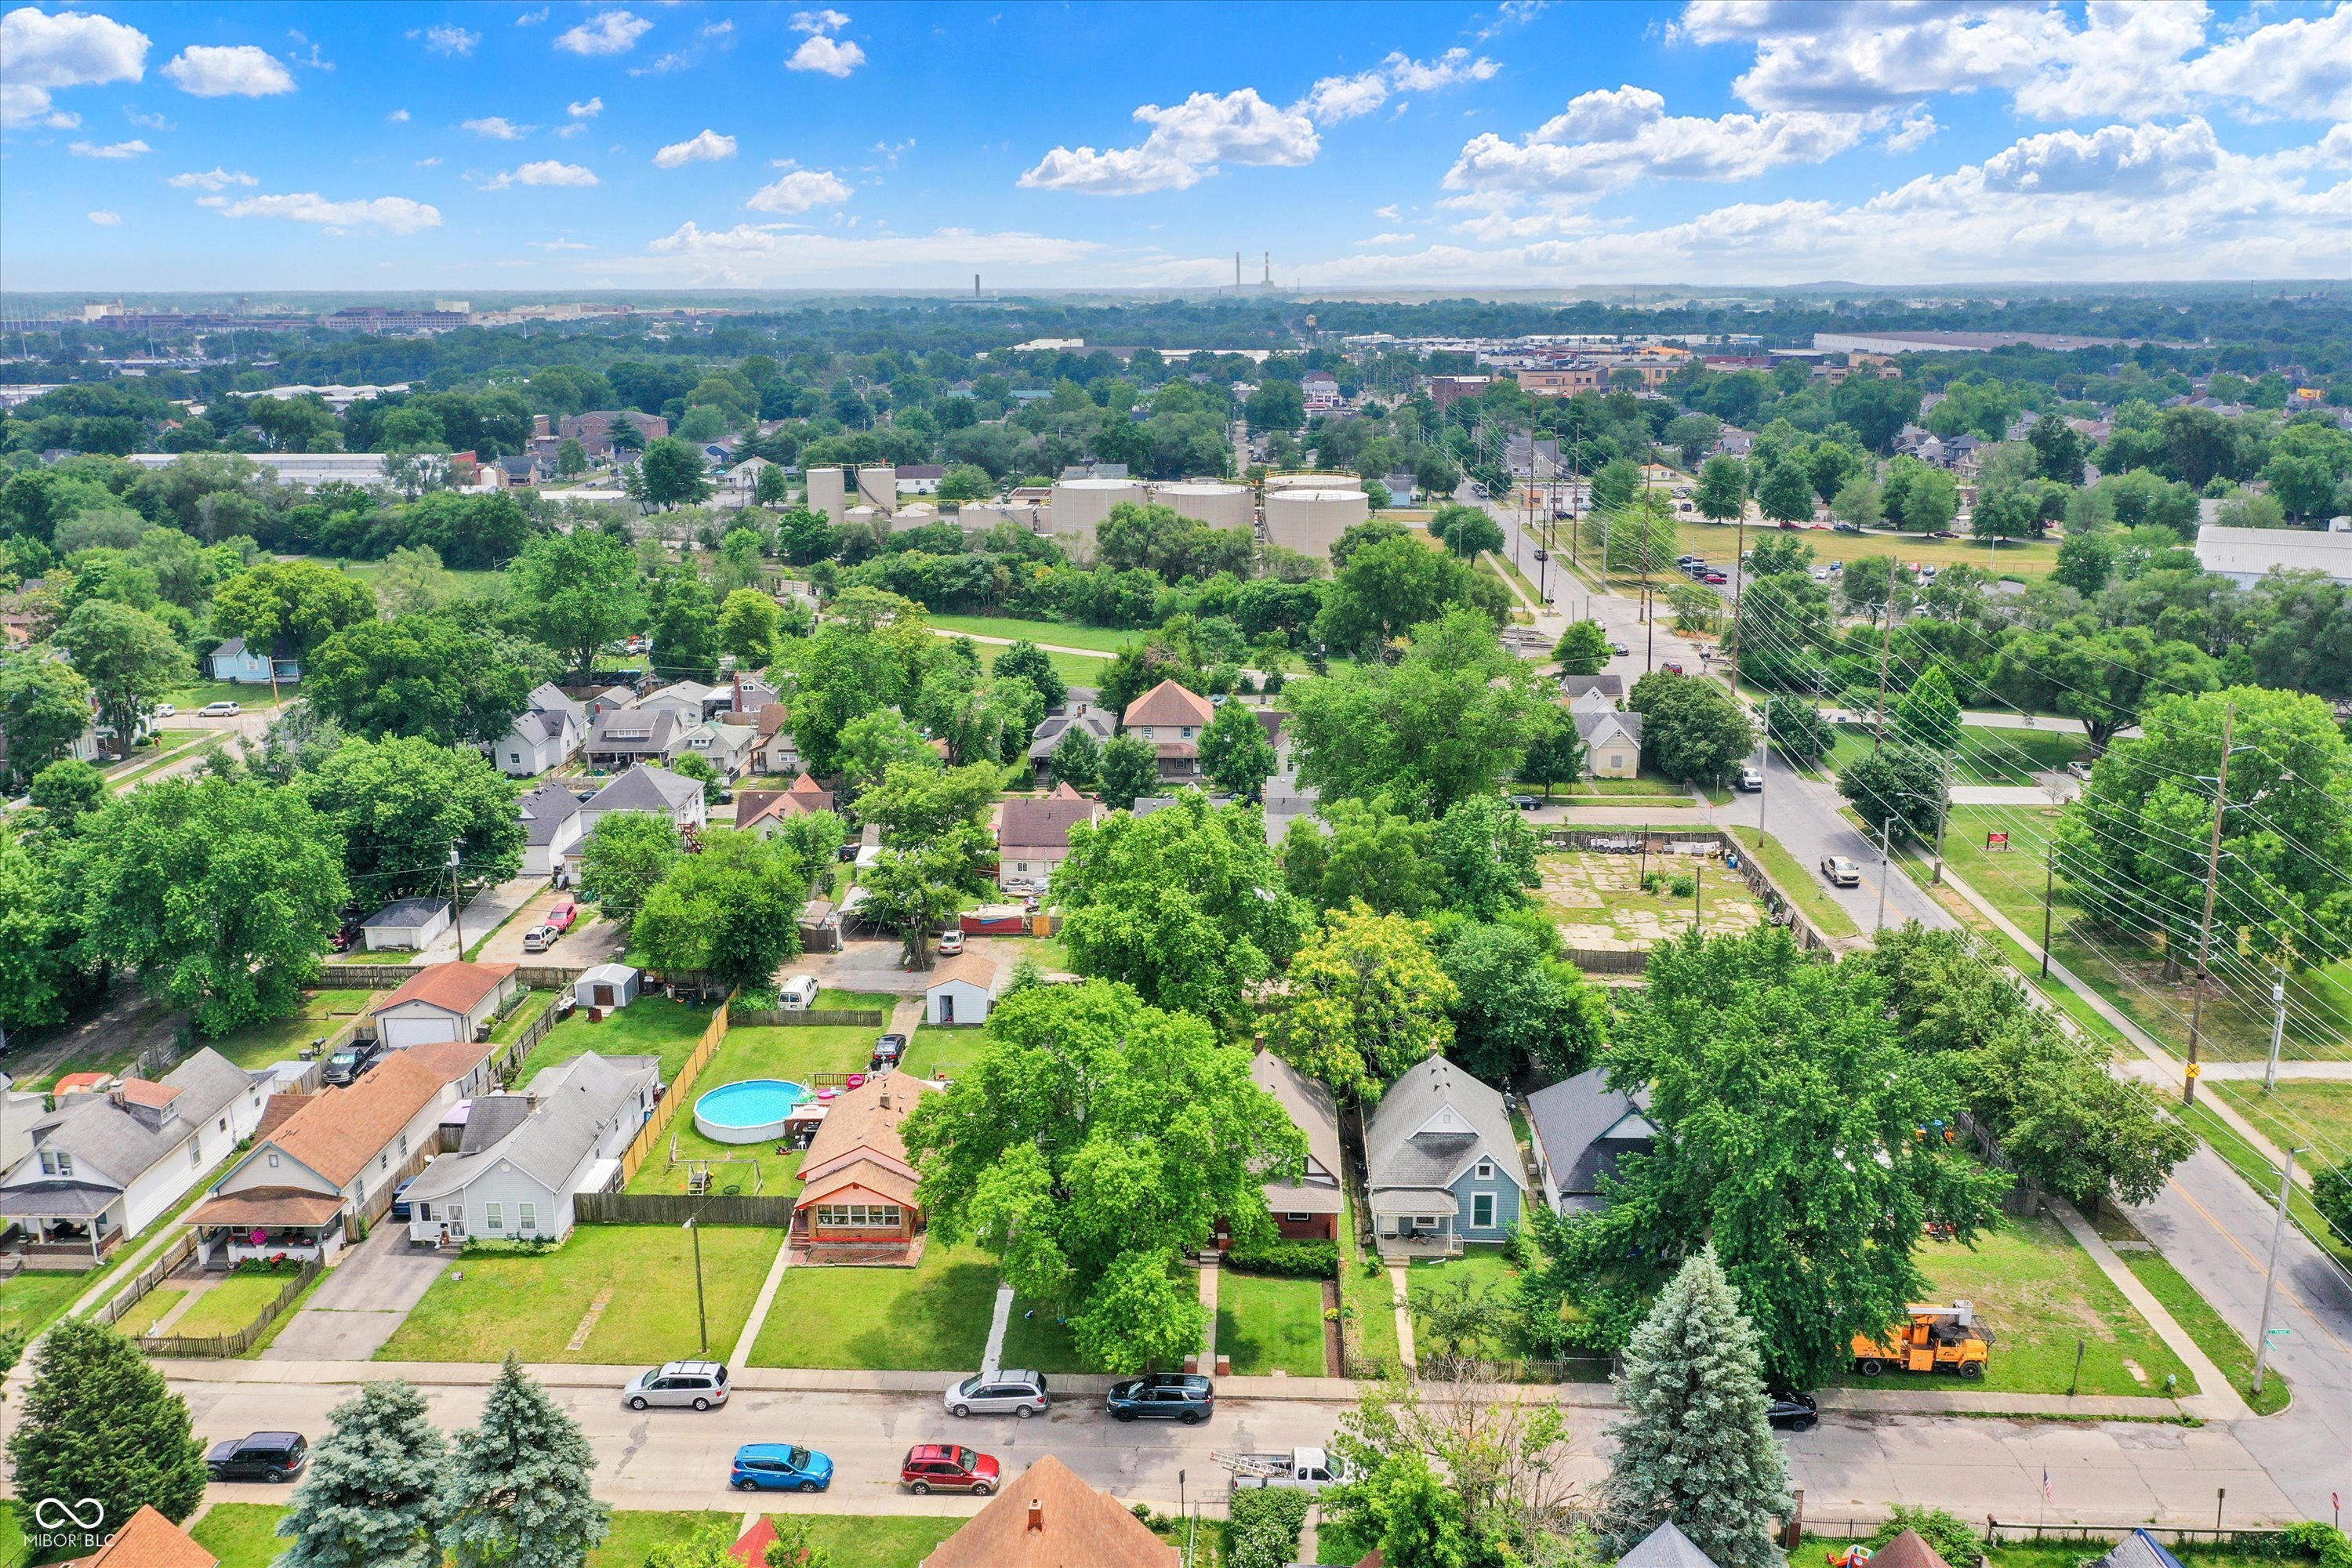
xmin=402 ymin=1051 xmax=659 ymax=1246
xmin=1524 ymin=1066 xmax=1655 ymax=1214
xmin=1364 ymin=1054 xmax=1525 ymax=1257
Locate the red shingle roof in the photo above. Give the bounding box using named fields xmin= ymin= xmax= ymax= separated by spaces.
xmin=372 ymin=961 xmax=517 ymax=1018
xmin=1122 ymin=678 xmax=1214 ymax=729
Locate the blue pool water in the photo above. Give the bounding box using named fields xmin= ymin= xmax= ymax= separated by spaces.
xmin=693 ymin=1079 xmax=811 ymax=1145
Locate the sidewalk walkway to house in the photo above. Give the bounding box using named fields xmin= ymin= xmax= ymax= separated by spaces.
xmin=2045 ymin=1196 xmax=2250 ymax=1421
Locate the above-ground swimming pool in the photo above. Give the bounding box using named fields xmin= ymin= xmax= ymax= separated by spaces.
xmin=693 ymin=1079 xmax=811 ymax=1145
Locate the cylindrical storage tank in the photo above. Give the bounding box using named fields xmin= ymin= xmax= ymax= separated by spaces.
xmin=1048 ymin=477 xmax=1145 ymax=551
xmin=806 ymin=466 xmax=847 ymax=524
xmin=1156 ymin=481 xmax=1254 ymax=529
xmin=1264 ymin=488 xmax=1370 ymax=561
xmin=889 ymin=504 xmax=938 ymax=533
xmin=1263 ymin=471 xmax=1363 ymax=492
xmin=856 ymin=464 xmax=898 ymax=514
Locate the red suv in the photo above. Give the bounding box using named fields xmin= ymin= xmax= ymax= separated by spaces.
xmin=545 ymin=898 xmax=579 ymax=932
xmin=902 ymin=1443 xmax=1000 ymax=1496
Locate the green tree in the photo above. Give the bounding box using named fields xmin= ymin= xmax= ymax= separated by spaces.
xmin=1229 ymin=1489 xmax=1314 ymax=1568
xmin=637 ymin=437 xmax=711 ymax=510
xmin=1892 ymin=663 xmax=1962 ymax=754
xmin=1429 ymin=502 xmax=1504 ymax=559
xmin=1831 ymin=475 xmax=1883 ymax=530
xmin=1275 ymin=904 xmax=1457 ymax=1101
xmin=28 ymin=757 xmax=104 ymax=832
xmin=373 ymin=545 xmax=457 ymax=618
xmin=1597 ymin=1250 xmax=1791 ymax=1568
xmin=57 ymin=599 xmax=185 ymax=756
xmin=2052 ymin=532 xmax=2114 ymax=597
xmin=1761 ymin=695 xmax=1830 ymax=768
xmin=902 ymin=979 xmax=1304 ymax=1369
xmin=650 ymin=572 xmax=721 ymax=682
xmin=1838 ymin=741 xmax=1945 ymax=844
xmin=855 ymin=760 xmax=999 ymax=848
xmin=1694 ymin=456 xmax=1747 ymax=521
xmin=1199 ymin=698 xmax=1277 ymax=799
xmin=669 ymin=751 xmax=723 ymax=804
xmin=1056 ymin=791 xmax=1311 ymax=1025
xmin=554 ymin=437 xmax=589 ymax=477
xmin=209 ymin=559 xmax=378 ymax=661
xmin=992 ymin=639 xmax=1067 ymax=713
xmin=1283 ymin=796 xmax=1439 ymax=916
xmin=1519 ymin=724 xmax=1586 ymax=800
xmin=510 ymin=529 xmax=644 ymax=681
xmin=578 ymin=811 xmax=683 ymax=925
xmin=299 ymin=736 xmax=523 ymax=902
xmin=1316 ymin=534 xmax=1486 ymax=661
xmin=1893 ymin=466 xmax=1958 ymax=532
xmin=67 ymin=774 xmax=345 ymax=1035
xmin=936 ymin=463 xmax=994 ymax=503
xmin=717 ymin=588 xmax=782 ymax=666
xmin=834 ymin=708 xmax=934 ymax=800
xmin=0 ymin=825 xmax=78 ymax=1033
xmin=858 ymin=829 xmax=991 ymax=970
xmin=1755 ymin=460 xmax=1816 ymax=524
xmin=1049 ymin=722 xmax=1101 ymax=789
xmin=8 ymin=1316 xmax=207 ymax=1532
xmin=636 ymin=823 xmax=837 ymax=993
xmin=276 ymin=1379 xmax=450 ymax=1568
xmin=754 ymin=463 xmax=789 ymax=507
xmin=306 ymin=616 xmax=538 ymax=748
xmin=441 ymin=1355 xmax=609 ymax=1568
xmin=0 ymin=652 xmax=93 ymax=788
xmin=2028 ymin=413 xmax=2088 ymax=484
xmin=1435 ymin=918 xmax=1606 ymax=1083
xmin=1094 ymin=734 xmax=1160 ymax=811
xmin=1552 ymin=619 xmax=1610 ymax=675
xmin=1432 ymin=793 xmax=1541 ymax=920
xmin=1627 ymin=672 xmax=1755 ymax=786
xmin=1989 ymin=622 xmax=2218 ymax=747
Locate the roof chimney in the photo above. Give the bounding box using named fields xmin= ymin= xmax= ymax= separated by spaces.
xmin=1027 ymin=1500 xmax=1044 ymax=1533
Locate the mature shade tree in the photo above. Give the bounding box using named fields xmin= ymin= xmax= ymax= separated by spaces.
xmin=636 ymin=437 xmax=711 ymax=510
xmin=1199 ymin=697 xmax=1278 ymax=799
xmin=1627 ymin=672 xmax=1755 ymax=787
xmin=210 ymin=559 xmax=379 ymax=660
xmin=1831 ymin=475 xmax=1883 ymax=530
xmin=1434 ymin=916 xmax=1607 ymax=1083
xmin=902 ymin=979 xmax=1305 ymax=1370
xmin=67 ymin=774 xmax=346 ymax=1035
xmin=56 ymin=599 xmax=186 ymax=756
xmin=1892 ymin=663 xmax=1962 ymax=755
xmin=635 ymin=822 xmax=840 ymax=993
xmin=373 ymin=545 xmax=458 ymax=617
xmin=1693 ymin=456 xmax=1747 ymax=521
xmin=1759 ymin=695 xmax=1830 ymax=768
xmin=1275 ymin=904 xmax=1458 ymax=1102
xmin=833 ymin=708 xmax=933 ymax=800
xmin=2027 ymin=413 xmax=2088 ymax=484
xmin=716 ymin=588 xmax=782 ymax=666
xmin=1316 ymin=534 xmax=1495 ymax=661
xmin=1552 ymin=619 xmax=1611 ymax=675
xmin=1055 ymin=790 xmax=1311 ymax=1026
xmin=8 ymin=1316 xmax=208 ymax=1531
xmin=1597 ymin=1250 xmax=1791 ymax=1568
xmin=0 ymin=825 xmax=80 ymax=1033
xmin=298 ymin=736 xmax=523 ymax=901
xmin=1526 ymin=927 xmax=2007 ymax=1388
xmin=1432 ymin=793 xmax=1542 ymax=919
xmin=1725 ymin=572 xmax=1833 ymax=691
xmin=1754 ymin=460 xmax=1816 ymax=524
xmin=1989 ymin=622 xmax=2218 ymax=746
xmin=28 ymin=757 xmax=105 ymax=832
xmin=2051 ymin=532 xmax=2115 ymax=597
xmin=441 ymin=1355 xmax=609 ymax=1568
xmin=855 ymin=760 xmax=999 ymax=848
xmin=578 ymin=811 xmax=683 ymax=926
xmin=992 ymin=639 xmax=1068 ymax=713
xmin=0 ymin=652 xmax=93 ymax=787
xmin=305 ymin=616 xmax=538 ymax=748
xmin=778 ymin=611 xmax=935 ymax=778
xmin=1428 ymin=502 xmax=1505 ymax=560
xmin=1518 ymin=724 xmax=1586 ymax=800
xmin=858 ymin=829 xmax=993 ymax=970
xmin=648 ymin=572 xmax=722 ymax=683
xmin=1838 ymin=741 xmax=1947 ymax=845
xmin=1093 ymin=733 xmax=1160 ymax=811
xmin=509 ymin=528 xmax=644 ymax=681
xmin=1326 ymin=1372 xmax=1578 ymax=1566
xmin=1049 ymin=721 xmax=1101 ymax=789
xmin=1282 ymin=796 xmax=1439 ymax=916
xmin=275 ymin=1379 xmax=450 ymax=1568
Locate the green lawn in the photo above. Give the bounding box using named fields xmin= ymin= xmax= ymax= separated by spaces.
xmin=1831 ymin=1214 xmax=2196 ymax=1397
xmin=158 ymin=676 xmax=290 ymax=711
xmin=815 ymin=989 xmax=898 ymax=1014
xmin=169 ymin=1272 xmax=300 ymax=1340
xmin=2211 ymin=1080 xmax=2352 ymax=1167
xmin=590 ymin=1512 xmax=740 ymax=1568
xmin=2117 ymin=1246 xmax=2290 ymax=1415
xmin=190 ymin=1504 xmax=287 ymax=1568
xmin=1674 ymin=516 xmax=2063 ymax=583
xmin=1729 ymin=825 xmax=1863 ymax=939
xmin=114 ymin=1285 xmax=186 ymax=1338
xmin=903 ymin=1025 xmax=985 ymax=1082
xmin=775 ymin=1515 xmax=965 ymax=1568
xmin=514 ymin=995 xmax=717 ymax=1087
xmin=1217 ymin=1269 xmax=1327 ymax=1377
xmin=1403 ymin=1243 xmax=1521 ymax=1362
xmin=623 ymin=1024 xmax=880 ymax=1196
xmin=1824 ymin=724 xmax=2088 ymax=786
xmin=1566 ymin=775 xmax=1691 ymax=797
xmin=750 ymin=1241 xmax=1081 ymax=1372
xmin=929 ymin=614 xmax=1140 ymax=655
xmin=0 ymin=1269 xmax=96 ymax=1343
xmin=376 ymin=1225 xmax=782 ymax=1364
xmin=203 ymin=987 xmax=377 ymax=1073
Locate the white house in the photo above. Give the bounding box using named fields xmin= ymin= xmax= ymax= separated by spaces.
xmin=490 ymin=683 xmax=587 ymax=778
xmin=924 ymin=954 xmax=1001 ymax=1026
xmin=681 ymin=719 xmax=757 ymax=779
xmin=517 ymin=779 xmax=588 ymax=878
xmin=402 ymin=1052 xmax=659 ymax=1245
xmin=0 ymin=1073 xmax=48 ymax=1176
xmin=0 ymin=1051 xmax=268 ymax=1266
xmin=368 ymin=961 xmax=521 ymax=1050
xmin=360 ymin=897 xmax=452 ymax=953
xmin=569 ymin=766 xmax=709 ymax=875
xmin=631 ymin=681 xmax=724 ymax=724
xmin=1573 ymin=710 xmax=1643 ymax=779
xmin=185 ymin=1050 xmax=447 ymax=1265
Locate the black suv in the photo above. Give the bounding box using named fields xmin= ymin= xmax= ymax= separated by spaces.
xmin=321 ymin=1040 xmax=382 ymax=1086
xmin=1106 ymin=1372 xmax=1214 ymax=1425
xmin=207 ymin=1431 xmax=308 ymax=1482
xmin=1766 ymin=1393 xmax=1819 ymax=1432
xmin=870 ymin=1033 xmax=907 ymax=1072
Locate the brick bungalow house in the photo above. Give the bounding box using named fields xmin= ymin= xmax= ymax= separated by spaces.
xmin=791 ymin=1073 xmax=938 ymax=1256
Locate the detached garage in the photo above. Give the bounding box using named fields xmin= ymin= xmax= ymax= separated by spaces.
xmin=923 ymin=955 xmax=1002 ymax=1027
xmin=371 ymin=961 xmax=521 ymax=1050
xmin=361 ymin=898 xmax=452 ymax=953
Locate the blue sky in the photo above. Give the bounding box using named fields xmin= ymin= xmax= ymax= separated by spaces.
xmin=2 ymin=1 xmax=2347 ymax=292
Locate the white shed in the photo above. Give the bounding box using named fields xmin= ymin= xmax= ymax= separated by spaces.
xmin=575 ymin=964 xmax=641 ymax=1011
xmin=361 ymin=898 xmax=452 ymax=953
xmin=924 ymin=954 xmax=1001 ymax=1027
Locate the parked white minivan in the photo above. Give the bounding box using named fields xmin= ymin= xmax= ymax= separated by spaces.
xmin=779 ymin=975 xmax=819 ymax=1011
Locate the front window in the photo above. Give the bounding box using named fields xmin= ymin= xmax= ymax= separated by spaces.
xmin=39 ymin=1150 xmax=71 ymax=1178
xmin=1473 ymin=1193 xmax=1496 ymax=1229
xmin=485 ymin=1203 xmax=503 ymax=1232
xmin=789 ymin=1446 xmax=812 ymax=1469
xmin=518 ymin=1203 xmax=537 ymax=1234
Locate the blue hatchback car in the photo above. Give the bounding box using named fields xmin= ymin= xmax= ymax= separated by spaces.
xmin=731 ymin=1443 xmax=833 ymax=1494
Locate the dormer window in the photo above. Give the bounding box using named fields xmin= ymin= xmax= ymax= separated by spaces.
xmin=39 ymin=1150 xmax=71 ymax=1178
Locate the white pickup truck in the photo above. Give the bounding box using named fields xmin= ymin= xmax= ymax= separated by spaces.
xmin=1219 ymin=1446 xmax=1353 ymax=1494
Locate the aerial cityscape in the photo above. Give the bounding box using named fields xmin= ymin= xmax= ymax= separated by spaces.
xmin=1 ymin=3 xmax=2350 ymax=1568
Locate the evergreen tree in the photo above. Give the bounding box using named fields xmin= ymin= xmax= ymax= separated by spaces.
xmin=7 ymin=1316 xmax=207 ymax=1530
xmin=442 ymin=1355 xmax=609 ymax=1568
xmin=1599 ymin=1249 xmax=1791 ymax=1568
xmin=276 ymin=1380 xmax=449 ymax=1568
xmin=1050 ymin=722 xmax=1101 ymax=789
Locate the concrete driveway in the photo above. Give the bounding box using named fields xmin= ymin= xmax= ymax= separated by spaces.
xmin=475 ymin=887 xmax=625 ymax=967
xmin=259 ymin=1223 xmax=452 ymax=1362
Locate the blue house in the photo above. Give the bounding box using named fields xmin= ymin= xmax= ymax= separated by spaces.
xmin=1366 ymin=1054 xmax=1526 ymax=1258
xmin=209 ymin=636 xmax=299 ymax=686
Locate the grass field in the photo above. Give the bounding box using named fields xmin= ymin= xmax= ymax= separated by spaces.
xmin=189 ymin=1504 xmax=288 ymax=1568
xmin=749 ymin=1241 xmax=1080 ymax=1372
xmin=590 ymin=1512 xmax=739 ymax=1568
xmin=928 ymin=613 xmax=1139 ymax=655
xmin=1729 ymin=825 xmax=1863 ymax=938
xmin=169 ymin=1272 xmax=300 ymax=1340
xmin=2117 ymin=1245 xmax=2290 ymax=1415
xmin=1824 ymin=724 xmax=2089 ymax=786
xmin=0 ymin=1269 xmax=94 ymax=1345
xmin=158 ymin=676 xmax=289 ymax=711
xmin=903 ymin=1025 xmax=986 ymax=1081
xmin=114 ymin=1285 xmax=187 ymax=1337
xmin=1539 ymin=848 xmax=1767 ymax=949
xmin=1675 ymin=517 xmax=2064 ymax=582
xmin=204 ymin=986 xmax=377 ymax=1072
xmin=625 ymin=1023 xmax=879 ymax=1196
xmin=1217 ymin=1269 xmax=1327 ymax=1377
xmin=2211 ymin=1080 xmax=2352 ymax=1167
xmin=514 ymin=995 xmax=718 ymax=1087
xmin=376 ymin=1225 xmax=781 ymax=1364
xmin=1405 ymin=1243 xmax=1521 ymax=1360
xmin=1831 ymin=1214 xmax=2196 ymax=1397
xmin=774 ymin=1515 xmax=966 ymax=1568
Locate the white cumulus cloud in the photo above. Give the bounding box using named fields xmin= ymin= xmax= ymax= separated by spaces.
xmin=0 ymin=6 xmax=150 ymax=127
xmin=555 ymin=9 xmax=652 ymax=56
xmin=68 ymin=137 xmax=148 ymax=157
xmin=622 ymin=220 xmax=1098 ymax=285
xmin=169 ymin=167 xmax=256 ymax=191
xmin=789 ymin=9 xmax=851 ymax=32
xmin=655 ymin=129 xmax=737 ymax=168
xmin=463 ymin=116 xmax=532 ymax=140
xmin=1302 ymin=46 xmax=1500 ymax=125
xmin=387 ymin=107 xmax=410 ymax=122
xmin=746 ymin=166 xmax=851 ymax=212
xmin=86 ymin=208 xmax=120 ymax=224
xmin=1022 ymin=88 xmax=1319 ymax=195
xmin=787 ymin=34 xmax=864 ymax=76
xmin=413 ymin=24 xmax=481 ymax=56
xmin=162 ymin=43 xmax=295 ymax=98
xmin=483 ymin=159 xmax=600 ymax=190
xmin=206 ymin=191 xmax=441 ymax=234
xmin=568 ymin=96 xmax=604 ymax=118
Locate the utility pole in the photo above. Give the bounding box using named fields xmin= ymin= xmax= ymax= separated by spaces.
xmin=1875 ymin=602 xmax=1896 ymax=752
xmin=2183 ymin=699 xmax=2235 ymax=1106
xmin=447 ymin=844 xmax=466 ymax=957
xmin=2264 ymin=964 xmax=2288 ymax=1091
xmin=1875 ymin=817 xmax=1893 ymax=933
xmin=1727 ymin=492 xmax=1750 ymax=699
xmin=2040 ymin=838 xmax=2056 ymax=979
xmin=1929 ymin=752 xmax=1953 ymax=885
xmin=1757 ymin=707 xmax=1769 ymax=842
xmin=2250 ymin=1145 xmax=2301 ymax=1397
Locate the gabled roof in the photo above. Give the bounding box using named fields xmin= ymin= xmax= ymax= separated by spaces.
xmin=1618 ymin=1521 xmax=1722 ymax=1568
xmin=999 ymin=793 xmax=1102 ymax=851
xmin=2096 ymin=1532 xmax=2187 ymax=1568
xmin=635 ymin=680 xmax=714 ymax=706
xmin=259 ymin=1050 xmax=444 ymax=1188
xmin=363 ymin=897 xmax=449 ymax=931
xmin=405 ymin=1052 xmax=657 ymax=1204
xmin=1123 ymin=678 xmax=1214 ymax=729
xmin=526 ymin=682 xmax=585 ymax=721
xmin=1574 ymin=710 xmax=1643 ymax=749
xmin=518 ymin=779 xmax=587 ymax=846
xmin=751 ymin=702 xmax=793 ymax=742
xmin=1869 ymin=1532 xmax=1955 ymax=1568
xmin=920 ymin=1454 xmax=1178 ymax=1568
xmin=799 ymin=1073 xmax=935 ymax=1183
xmin=72 ymin=1502 xmax=218 ymax=1568
xmin=1559 ymin=673 xmax=1624 ymax=699
xmin=926 ymin=954 xmax=1002 ymax=993
xmin=1251 ymin=1049 xmax=1340 ymax=1181
xmin=684 ymin=720 xmax=756 ymax=749
xmin=1028 ymin=706 xmax=1116 ymax=760
xmin=1526 ymin=1066 xmax=1655 ymax=1210
xmin=1367 ymin=1054 xmax=1521 ymax=1196
xmin=402 ymin=1037 xmax=500 ymax=1089
xmin=373 ymin=960 xmax=517 ymax=1018
xmin=586 ymin=764 xmax=704 ymax=815
xmin=7 ymin=1050 xmax=255 ymax=1195
xmin=586 ymin=707 xmax=682 ymax=753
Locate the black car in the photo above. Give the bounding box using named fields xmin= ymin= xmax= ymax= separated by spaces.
xmin=1106 ymin=1372 xmax=1214 ymax=1425
xmin=207 ymin=1431 xmax=308 ymax=1482
xmin=321 ymin=1040 xmax=382 ymax=1087
xmin=871 ymin=1033 xmax=908 ymax=1071
xmin=1766 ymin=1393 xmax=1818 ymax=1432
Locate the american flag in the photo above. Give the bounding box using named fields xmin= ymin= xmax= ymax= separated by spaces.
xmin=2043 ymin=1468 xmax=2054 ymax=1504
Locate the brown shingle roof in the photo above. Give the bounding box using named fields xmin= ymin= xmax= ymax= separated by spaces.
xmin=184 ymin=1186 xmax=348 ymax=1229
xmin=1869 ymin=1532 xmax=1953 ymax=1568
xmin=999 ymin=794 xmax=1102 ymax=852
xmin=255 ymin=1093 xmax=310 ymax=1140
xmin=921 ymin=1455 xmax=1178 ymax=1568
xmin=797 ymin=1163 xmax=919 ymax=1210
xmin=1123 ymin=678 xmax=1214 ymax=729
xmin=800 ymin=1074 xmax=934 ymax=1178
xmin=72 ymin=1504 xmax=217 ymax=1568
xmin=925 ymin=954 xmax=1000 ymax=993
xmin=263 ymin=1051 xmax=443 ymax=1187
xmin=373 ymin=961 xmax=517 ymax=1018
xmin=118 ymin=1079 xmax=183 ymax=1109
xmin=403 ymin=1038 xmax=499 ymax=1087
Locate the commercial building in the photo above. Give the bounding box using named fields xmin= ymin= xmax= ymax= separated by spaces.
xmin=2194 ymin=521 xmax=2352 ymax=586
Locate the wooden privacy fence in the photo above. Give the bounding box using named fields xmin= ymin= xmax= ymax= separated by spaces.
xmin=1546 ymin=826 xmax=1834 ymax=956
xmin=490 ymin=993 xmax=562 ymax=1081
xmin=619 ymin=992 xmax=732 ymax=1183
xmin=137 ymin=1258 xmax=320 ymax=1359
xmin=1563 ymin=947 xmax=1650 ymax=975
xmin=732 ymin=1008 xmax=887 ymax=1029
xmin=93 ymin=1232 xmax=196 ymax=1328
xmin=576 ymin=1192 xmax=794 ymax=1227
xmin=324 ymin=962 xmax=587 ymax=990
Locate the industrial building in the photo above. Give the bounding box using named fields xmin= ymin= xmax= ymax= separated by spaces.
xmin=1263 ymin=487 xmax=1368 ymax=560
xmin=1048 ymin=476 xmax=1145 ymax=550
xmin=2194 ymin=521 xmax=2352 ymax=586
xmin=806 ymin=466 xmax=848 ymax=524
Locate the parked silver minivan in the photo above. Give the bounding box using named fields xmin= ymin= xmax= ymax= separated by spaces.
xmin=623 ymin=1360 xmax=731 ymax=1411
xmin=944 ymin=1369 xmax=1049 ymax=1418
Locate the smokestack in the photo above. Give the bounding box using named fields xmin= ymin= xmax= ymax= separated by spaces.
xmin=1235 ymin=251 xmax=1242 ymax=289
xmin=1262 ymin=250 xmax=1270 ymax=285
xmin=974 ymin=274 xmax=980 ymax=299
xmin=1027 ymin=1501 xmax=1044 ymax=1533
